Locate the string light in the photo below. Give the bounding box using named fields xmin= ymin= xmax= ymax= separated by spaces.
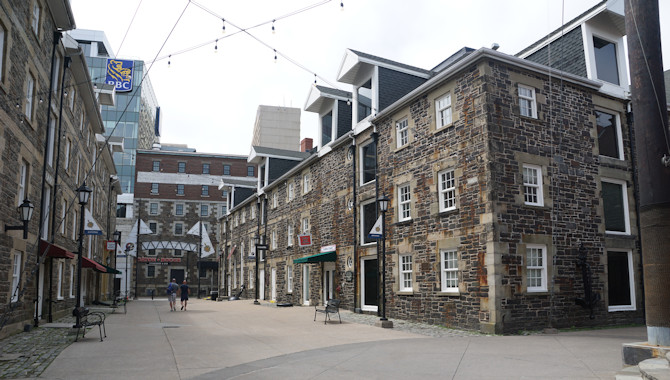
xmin=222 ymin=18 xmax=226 ymax=33
xmin=272 ymin=20 xmax=275 ymax=33
xmin=168 ymin=55 xmax=171 ymax=68
xmin=15 ymin=103 xmax=19 ymax=108
xmin=215 ymin=39 xmax=218 ymax=53
xmin=274 ymin=49 xmax=277 ymax=63
xmin=313 ymin=74 xmax=317 ymax=87
xmin=341 ymin=1 xmax=344 ymax=10
xmin=39 ymin=97 xmax=43 ymax=103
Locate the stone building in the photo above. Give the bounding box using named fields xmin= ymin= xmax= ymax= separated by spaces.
xmin=224 ymin=0 xmax=645 ymax=333
xmin=0 ymin=1 xmax=119 ymax=337
xmin=133 ymin=146 xmax=255 ymax=298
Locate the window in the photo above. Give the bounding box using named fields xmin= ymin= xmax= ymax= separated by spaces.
xmin=223 ymin=165 xmax=230 ymax=175
xmin=69 ymin=263 xmax=75 ymax=298
xmin=303 ymin=173 xmax=311 ymax=193
xmin=398 ymin=184 xmax=411 ymax=221
xmin=522 ymin=164 xmax=543 ymax=206
xmin=152 ymin=161 xmax=160 ymax=172
xmin=287 ymin=265 xmax=293 ymax=293
xmin=321 ymin=111 xmax=333 ymax=146
xmin=72 ymin=210 xmax=77 ymax=239
xmin=250 ymin=205 xmax=256 ymax=219
xmin=396 ymin=118 xmax=409 ymax=147
xmin=360 ymin=140 xmax=377 ymax=185
xmin=41 ymin=186 xmax=50 ymax=239
xmin=247 ymin=166 xmax=254 ymax=177
xmin=360 ymin=200 xmax=377 ymax=245
xmin=607 ymin=250 xmax=635 ymax=311
xmin=241 ymin=210 xmax=246 ymax=224
xmin=176 ymin=184 xmax=184 ymax=195
xmin=518 ymin=84 xmax=537 ymax=118
xmin=271 ymin=230 xmax=277 ymax=250
xmin=222 ymin=190 xmax=228 ymax=199
xmin=302 ymin=217 xmax=309 ymax=233
xmin=51 ymin=56 xmax=60 ymax=95
xmin=173 ymin=249 xmax=182 ymax=257
xmin=31 ymin=2 xmax=40 ymax=35
xmin=64 ymin=139 xmax=71 ymax=170
xmin=288 ymin=182 xmax=295 ymax=201
xmin=526 ymin=245 xmax=547 ymax=292
xmin=0 ymin=24 xmax=5 ymax=82
xmin=202 ymin=163 xmax=210 ymax=174
xmin=60 ymin=200 xmax=66 ymax=234
xmin=150 ymin=203 xmax=158 ymax=215
xmin=596 ymin=110 xmax=623 ymax=160
xmin=69 ymin=87 xmax=75 ymax=111
xmin=399 ymin=255 xmax=412 ymax=292
xmin=175 ymin=203 xmax=183 ymax=216
xmin=249 ymin=269 xmax=254 ymax=289
xmin=234 ymin=214 xmax=238 ymax=227
xmin=10 ymin=252 xmax=22 ymax=302
xmin=273 ymin=192 xmax=278 ymax=208
xmin=602 ymin=179 xmax=630 ymax=234
xmin=593 ymin=36 xmax=620 ymax=85
xmin=149 ymin=223 xmax=157 ymax=234
xmin=357 ymin=79 xmax=372 ymax=122
xmin=438 ymin=169 xmax=456 ymax=212
xmin=287 ymin=224 xmax=294 ymax=247
xmin=174 ymin=223 xmax=183 ymax=235
xmin=178 ymin=162 xmax=186 ymax=173
xmin=148 ymin=249 xmax=156 ymax=256
xmin=25 ymin=73 xmax=35 ymax=120
xmin=221 ymin=204 xmax=227 ymax=215
xmin=18 ymin=160 xmax=28 ymax=206
xmin=147 ymin=266 xmax=155 ymax=277
xmin=201 ymin=204 xmax=208 ymax=216
xmin=151 ymin=183 xmax=159 ymax=194
xmin=57 ymin=261 xmax=64 ymax=299
xmin=47 ymin=119 xmax=55 ymax=167
xmin=201 ymin=185 xmax=209 ymax=196
xmin=440 ymin=250 xmax=458 ymax=292
xmin=435 ymin=93 xmax=452 ymax=128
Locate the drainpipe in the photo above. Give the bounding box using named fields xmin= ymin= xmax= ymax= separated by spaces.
xmin=34 ymin=31 xmax=62 ymax=327
xmin=371 ymin=126 xmax=380 ymax=317
xmin=46 ymin=56 xmax=70 ymax=323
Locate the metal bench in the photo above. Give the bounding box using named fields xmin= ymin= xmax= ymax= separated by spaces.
xmin=314 ymin=299 xmax=341 ymax=324
xmin=72 ymin=307 xmax=106 ymax=342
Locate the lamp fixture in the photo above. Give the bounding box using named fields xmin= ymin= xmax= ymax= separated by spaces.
xmin=4 ymin=199 xmax=34 ymax=239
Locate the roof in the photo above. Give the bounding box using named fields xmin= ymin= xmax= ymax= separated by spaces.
xmin=349 ymin=49 xmax=432 ymax=76
xmin=136 ymin=148 xmax=247 ymax=160
xmin=248 ymin=146 xmax=311 ymax=164
xmin=304 ymin=85 xmax=352 ymax=114
xmin=338 ymin=48 xmax=432 ymax=84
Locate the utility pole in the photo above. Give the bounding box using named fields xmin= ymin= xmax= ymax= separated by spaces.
xmin=626 ymin=0 xmax=670 ymax=346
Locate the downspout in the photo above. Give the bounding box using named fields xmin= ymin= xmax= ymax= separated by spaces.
xmin=47 ymin=56 xmax=70 ymax=323
xmin=350 ymin=133 xmax=360 ymax=313
xmin=372 ymin=126 xmax=380 ymax=317
xmin=34 ymin=31 xmax=62 ymax=327
xmin=263 ymin=196 xmax=268 ymax=299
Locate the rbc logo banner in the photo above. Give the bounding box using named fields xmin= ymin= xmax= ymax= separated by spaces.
xmin=106 ymin=59 xmax=134 ymax=92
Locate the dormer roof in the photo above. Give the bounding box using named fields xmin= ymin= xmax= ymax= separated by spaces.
xmin=337 ymin=48 xmax=431 ymax=84
xmin=304 ymin=85 xmax=352 ymax=114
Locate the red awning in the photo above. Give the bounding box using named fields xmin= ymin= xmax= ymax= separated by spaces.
xmin=82 ymin=257 xmax=107 ymax=272
xmin=39 ymin=240 xmax=75 ymax=259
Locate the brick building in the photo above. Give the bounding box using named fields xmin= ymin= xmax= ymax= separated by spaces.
xmin=133 ymin=146 xmax=255 ymax=298
xmin=0 ymin=1 xmax=119 ymax=337
xmin=224 ymin=1 xmax=647 ymax=333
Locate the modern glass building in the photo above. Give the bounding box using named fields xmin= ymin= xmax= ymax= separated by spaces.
xmin=68 ymin=29 xmax=161 ymax=194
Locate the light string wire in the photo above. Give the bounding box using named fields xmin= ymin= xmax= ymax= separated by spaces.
xmin=116 ymin=0 xmax=144 ymax=57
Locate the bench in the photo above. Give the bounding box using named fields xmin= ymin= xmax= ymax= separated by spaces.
xmin=314 ymin=299 xmax=341 ymax=324
xmin=72 ymin=307 xmax=106 ymax=342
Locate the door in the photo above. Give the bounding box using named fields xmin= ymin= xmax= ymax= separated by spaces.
xmin=303 ymin=265 xmax=310 ymax=305
xmin=271 ymin=268 xmax=277 ymax=301
xmin=170 ymin=269 xmax=185 ymax=285
xmin=361 ymin=257 xmax=379 ymax=312
xmin=259 ymin=269 xmax=265 ymax=300
xmin=38 ymin=263 xmax=45 ymax=320
xmin=323 ymin=262 xmax=335 ymax=305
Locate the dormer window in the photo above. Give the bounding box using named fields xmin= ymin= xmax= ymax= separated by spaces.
xmin=321 ymin=111 xmax=333 ymax=146
xmin=357 ymin=79 xmax=372 ymax=122
xmin=593 ymin=36 xmax=620 ymax=85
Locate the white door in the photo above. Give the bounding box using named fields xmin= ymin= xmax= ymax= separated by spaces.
xmin=271 ymin=268 xmax=277 ymax=301
xmin=38 ymin=263 xmax=45 ymax=319
xmin=303 ymin=265 xmax=310 ymax=305
xmin=259 ymin=269 xmax=265 ymax=300
xmin=323 ymin=262 xmax=335 ymax=305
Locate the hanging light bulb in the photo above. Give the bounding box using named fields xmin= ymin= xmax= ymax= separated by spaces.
xmin=39 ymin=97 xmax=43 ymax=103
xmin=347 ymin=99 xmax=351 ymax=106
xmin=215 ymin=39 xmax=218 ymax=53
xmin=272 ymin=20 xmax=275 ymax=34
xmin=274 ymin=49 xmax=277 ymax=63
xmin=15 ymin=102 xmax=19 ymax=108
xmin=168 ymin=55 xmax=171 ymax=68
xmin=313 ymin=74 xmax=317 ymax=87
xmin=64 ymin=91 xmax=68 ymax=96
xmin=222 ymin=18 xmax=226 ymax=33
xmin=340 ymin=1 xmax=344 ymax=10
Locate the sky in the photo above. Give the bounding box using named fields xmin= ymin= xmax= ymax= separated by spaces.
xmin=68 ymin=0 xmax=670 ymax=156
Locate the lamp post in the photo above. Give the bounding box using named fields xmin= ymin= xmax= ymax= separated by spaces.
xmin=74 ymin=182 xmax=92 ymax=328
xmin=112 ymin=231 xmax=121 ymax=304
xmin=253 ymin=234 xmax=260 ymax=305
xmin=377 ymin=195 xmax=392 ymax=328
xmin=4 ymin=199 xmax=34 ymax=239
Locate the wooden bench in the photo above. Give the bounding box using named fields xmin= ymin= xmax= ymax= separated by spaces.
xmin=314 ymin=299 xmax=341 ymax=324
xmin=73 ymin=307 xmax=106 ymax=342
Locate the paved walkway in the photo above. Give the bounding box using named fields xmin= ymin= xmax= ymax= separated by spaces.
xmin=0 ymin=298 xmax=647 ymax=379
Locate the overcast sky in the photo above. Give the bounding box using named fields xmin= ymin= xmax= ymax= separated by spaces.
xmin=69 ymin=0 xmax=670 ymax=156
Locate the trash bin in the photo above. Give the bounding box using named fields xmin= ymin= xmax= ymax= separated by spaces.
xmin=210 ymin=291 xmax=219 ymax=301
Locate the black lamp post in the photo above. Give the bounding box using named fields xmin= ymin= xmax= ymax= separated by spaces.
xmin=74 ymin=182 xmax=92 ymax=328
xmin=5 ymin=199 xmax=34 ymax=239
xmin=112 ymin=230 xmax=121 ymax=303
xmin=253 ymin=234 xmax=260 ymax=305
xmin=377 ymin=195 xmax=392 ymax=328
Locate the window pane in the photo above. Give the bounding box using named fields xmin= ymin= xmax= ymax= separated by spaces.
xmin=593 ymin=37 xmax=620 ymax=85
xmin=602 ymin=182 xmax=626 ymax=232
xmin=608 ymin=251 xmax=631 ymax=306
xmin=596 ymin=111 xmax=620 ymax=159
xmin=362 ymin=141 xmax=376 ymax=184
xmin=322 ymin=111 xmax=333 ymax=146
xmin=362 ymin=202 xmax=376 ymax=244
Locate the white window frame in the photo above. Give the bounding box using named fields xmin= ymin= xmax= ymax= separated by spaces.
xmin=602 ymin=178 xmax=631 ymax=235
xmin=435 ymin=93 xmax=452 ymax=128
xmin=523 ymin=164 xmax=544 ymax=206
xmin=595 ymin=109 xmax=624 ymax=161
xmin=360 ymin=199 xmax=377 ymax=245
xmin=25 ymin=73 xmax=35 ymax=121
xmin=0 ymin=24 xmax=5 ymax=82
xmin=174 ymin=223 xmax=183 ymax=236
xmin=271 ymin=230 xmax=277 ymax=250
xmin=303 ymin=172 xmax=311 ymax=194
xmin=273 ymin=192 xmax=278 ymax=208
xmin=201 ymin=204 xmax=208 ymax=217
xmin=249 ymin=268 xmax=254 ymax=289
xmin=251 ymin=205 xmax=256 ymax=219
xmin=396 ymin=118 xmax=409 ymax=148
xmin=64 ymin=139 xmax=71 ymax=170
xmin=288 ymin=182 xmax=295 ymax=201
xmin=149 ymin=202 xmax=158 ymax=215
xmin=69 ymin=87 xmax=75 ymax=111
xmin=57 ymin=260 xmax=64 ymax=300
xmin=607 ymin=249 xmax=636 ymax=312
xmin=359 ymin=140 xmax=377 ymax=186
xmin=175 ymin=203 xmax=184 ymax=216
xmin=201 ymin=185 xmax=209 ymax=196
xmin=31 ymin=2 xmax=40 ymax=36
xmin=10 ymin=251 xmax=22 ymax=302
xmin=440 ymin=249 xmax=458 ymax=293
xmin=287 ymin=224 xmax=294 ymax=247
xmin=438 ymin=169 xmax=456 ymax=212
xmin=51 ymin=55 xmax=60 ymax=94
xmin=47 ymin=119 xmax=55 ymax=167
xmin=151 ymin=183 xmax=159 ymax=194
xmin=69 ymin=263 xmax=75 ymax=298
xmin=302 ymin=217 xmax=309 ymax=233
xmin=518 ymin=84 xmax=537 ymax=118
xmin=526 ymin=244 xmax=547 ymax=292
xmin=287 ymin=265 xmax=293 ymax=293
xmin=397 ymin=184 xmax=411 ymax=222
xmin=18 ymin=160 xmax=28 ymax=206
xmin=60 ymin=199 xmax=66 ymax=234
xmin=399 ymin=254 xmax=413 ymax=292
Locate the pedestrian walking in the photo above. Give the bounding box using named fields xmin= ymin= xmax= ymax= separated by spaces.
xmin=167 ymin=278 xmax=178 ymax=311
xmin=180 ymin=280 xmax=189 ymax=311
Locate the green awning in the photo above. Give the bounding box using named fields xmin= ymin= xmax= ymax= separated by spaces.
xmin=293 ymin=251 xmax=336 ymax=264
xmin=100 ymin=263 xmax=122 ymax=275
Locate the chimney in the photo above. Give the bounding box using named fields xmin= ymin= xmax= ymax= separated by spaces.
xmin=300 ymin=138 xmax=313 ymax=152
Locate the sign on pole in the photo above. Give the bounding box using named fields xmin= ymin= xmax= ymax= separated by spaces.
xmin=367 ymin=216 xmax=383 ymax=239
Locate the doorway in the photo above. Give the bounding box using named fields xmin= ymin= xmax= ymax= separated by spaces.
xmin=170 ymin=269 xmax=185 ymax=286
xmin=323 ymin=262 xmax=335 ymax=305
xmin=38 ymin=263 xmax=45 ymax=320
xmin=271 ymin=268 xmax=277 ymax=302
xmin=361 ymin=257 xmax=378 ymax=312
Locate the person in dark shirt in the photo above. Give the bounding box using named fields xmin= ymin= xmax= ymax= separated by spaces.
xmin=179 ymin=280 xmax=189 ymax=311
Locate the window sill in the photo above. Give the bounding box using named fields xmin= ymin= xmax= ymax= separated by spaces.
xmin=608 ymin=306 xmax=636 ymax=312
xmin=526 ymin=290 xmax=549 ymax=295
xmin=56 ymin=297 xmax=65 ymax=301
xmin=432 ymin=124 xmax=454 ymax=136
xmin=394 ymin=144 xmax=410 ymax=153
xmin=598 ymin=155 xmax=628 ymax=167
xmin=393 ymin=219 xmax=413 ymax=227
xmin=438 ymin=291 xmax=460 ymax=296
xmin=605 ymin=232 xmax=633 ymax=238
xmin=438 ymin=208 xmax=458 ymax=217
xmin=397 ymin=290 xmax=414 ymax=296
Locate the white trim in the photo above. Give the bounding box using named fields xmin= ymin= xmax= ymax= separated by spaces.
xmin=522 ymin=164 xmax=544 ymax=207
xmin=435 ymin=93 xmax=452 ymax=129
xmin=518 ymin=84 xmax=537 ymax=119
xmin=440 ymin=249 xmax=459 ymax=293
xmin=526 ymin=244 xmax=547 ymax=292
xmin=360 ymin=199 xmax=377 ymax=246
xmin=396 ymin=118 xmax=409 ymax=148
xmin=607 ymin=249 xmax=636 ymax=312
xmin=397 ymin=183 xmax=411 ymax=222
xmin=399 ymin=254 xmax=413 ymax=292
xmin=595 ymin=108 xmax=624 ymax=160
xmin=360 ymin=256 xmax=379 ymax=312
xmin=438 ymin=169 xmax=456 ymax=212
xmin=601 ymin=178 xmax=630 ymax=235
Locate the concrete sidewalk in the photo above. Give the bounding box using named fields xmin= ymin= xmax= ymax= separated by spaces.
xmin=38 ymin=298 xmax=645 ymax=379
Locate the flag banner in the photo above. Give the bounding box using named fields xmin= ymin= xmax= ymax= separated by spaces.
xmin=124 ymin=219 xmax=154 ymax=256
xmin=187 ymin=222 xmax=215 ymax=257
xmin=84 ymin=208 xmax=103 ymax=235
xmin=367 ymin=215 xmax=383 ymax=239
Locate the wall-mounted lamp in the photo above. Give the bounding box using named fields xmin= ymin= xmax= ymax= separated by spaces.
xmin=5 ymin=199 xmax=34 ymax=239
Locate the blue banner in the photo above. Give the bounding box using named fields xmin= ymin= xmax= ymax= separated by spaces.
xmin=106 ymin=59 xmax=134 ymax=92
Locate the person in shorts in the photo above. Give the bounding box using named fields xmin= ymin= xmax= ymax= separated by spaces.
xmin=179 ymin=280 xmax=189 ymax=311
xmin=168 ymin=278 xmax=178 ymax=311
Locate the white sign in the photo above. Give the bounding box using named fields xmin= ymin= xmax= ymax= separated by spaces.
xmin=367 ymin=215 xmax=383 ymax=239
xmin=321 ymin=244 xmax=336 ymax=253
xmin=106 ymin=241 xmax=117 ymax=251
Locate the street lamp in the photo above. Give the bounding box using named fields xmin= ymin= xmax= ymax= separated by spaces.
xmin=5 ymin=199 xmax=34 ymax=239
xmin=74 ymin=182 xmax=92 ymax=328
xmin=112 ymin=230 xmax=121 ymax=303
xmin=377 ymin=195 xmax=392 ymax=328
xmin=253 ymin=234 xmax=260 ymax=305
